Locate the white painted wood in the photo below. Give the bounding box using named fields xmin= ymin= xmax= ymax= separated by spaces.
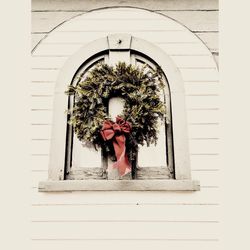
xmin=185 ymin=96 xmax=219 ymax=109
xmin=34 ymin=170 xmax=217 ymax=188
xmin=38 ymin=180 xmax=200 ymax=191
xmin=32 ymin=56 xmax=68 ymax=69
xmin=190 ymin=154 xmax=220 ymax=170
xmin=32 ymin=1 xmax=219 ymax=11
xmin=32 ymin=220 xmax=217 ymax=238
xmin=77 ymin=9 xmax=165 ymax=20
xmin=31 ymin=82 xmax=55 ymax=96
xmin=159 ymin=10 xmax=218 ymax=32
xmin=31 ymin=240 xmax=219 ymax=250
xmin=188 ymin=124 xmax=219 ymax=138
xmin=32 ymin=34 xmax=46 ymax=49
xmin=35 ymin=42 xmax=209 ymax=59
xmin=31 ymin=125 xmax=51 ymax=138
xmin=31 ymin=156 xmax=50 ymax=170
xmin=184 ymin=82 xmax=220 ymax=95
xmin=189 ymin=140 xmax=219 ymax=154
xmin=32 ymin=12 xmax=79 ymax=33
xmin=31 ymin=96 xmax=53 ymax=110
xmin=196 ymin=32 xmax=218 ymax=53
xmin=41 ymin=30 xmax=199 ymax=45
xmin=180 ymin=68 xmax=218 ymax=82
xmin=31 ymin=188 xmax=220 ymax=205
xmin=31 ymin=140 xmax=50 ymax=155
xmin=56 ymin=19 xmax=185 ymax=32
xmin=33 ymin=43 xmax=84 ymax=56
xmin=31 ymin=110 xmax=53 ymax=124
xmin=31 ymin=69 xmax=59 ymax=82
xmin=158 ymin=42 xmax=210 ymax=55
xmin=171 ymin=55 xmax=216 ymax=68
xmin=31 ymin=203 xmax=220 ymax=221
xmin=108 ymin=33 xmax=132 ymax=50
xmin=187 ymin=110 xmax=220 ymax=123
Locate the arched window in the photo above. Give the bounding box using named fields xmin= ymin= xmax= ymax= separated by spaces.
xmin=65 ymin=50 xmax=174 ymax=181
xmin=39 ymin=34 xmax=199 ymax=191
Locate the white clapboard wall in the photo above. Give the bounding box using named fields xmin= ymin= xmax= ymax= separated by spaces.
xmin=32 ymin=0 xmax=219 ymax=64
xmin=31 ymin=5 xmax=220 ymax=250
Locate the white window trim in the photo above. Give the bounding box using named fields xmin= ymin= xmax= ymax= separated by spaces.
xmin=39 ymin=34 xmax=200 ymax=191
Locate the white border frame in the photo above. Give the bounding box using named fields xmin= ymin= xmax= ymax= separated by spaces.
xmin=39 ymin=34 xmax=199 ymax=191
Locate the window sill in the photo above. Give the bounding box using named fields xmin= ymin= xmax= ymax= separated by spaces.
xmin=38 ymin=179 xmax=200 ymax=192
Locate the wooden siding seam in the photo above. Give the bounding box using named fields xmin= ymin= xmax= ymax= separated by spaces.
xmin=31 ymin=203 xmax=220 ymax=206
xmin=31 ymin=220 xmax=219 ymax=223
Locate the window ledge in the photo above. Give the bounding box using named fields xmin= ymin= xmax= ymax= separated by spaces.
xmin=38 ymin=179 xmax=200 ymax=192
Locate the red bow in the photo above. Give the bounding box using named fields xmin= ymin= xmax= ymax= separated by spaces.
xmin=100 ymin=116 xmax=132 ymax=177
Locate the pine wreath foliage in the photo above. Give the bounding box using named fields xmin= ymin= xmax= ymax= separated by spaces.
xmin=66 ymin=62 xmax=167 ymax=156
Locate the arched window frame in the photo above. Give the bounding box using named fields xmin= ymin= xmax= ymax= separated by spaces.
xmin=39 ymin=34 xmax=200 ymax=191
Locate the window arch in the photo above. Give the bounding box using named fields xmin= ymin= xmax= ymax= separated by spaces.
xmin=65 ymin=50 xmax=175 ymax=181
xmin=39 ymin=34 xmax=199 ymax=191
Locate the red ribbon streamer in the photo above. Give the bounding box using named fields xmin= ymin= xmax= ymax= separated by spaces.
xmin=100 ymin=116 xmax=132 ymax=177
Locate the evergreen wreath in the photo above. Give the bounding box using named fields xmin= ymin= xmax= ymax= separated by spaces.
xmin=66 ymin=62 xmax=167 ymax=160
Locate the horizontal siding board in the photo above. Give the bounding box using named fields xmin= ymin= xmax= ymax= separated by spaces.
xmin=32 ymin=56 xmax=68 ymax=68
xmin=31 ymin=55 xmax=216 ymax=69
xmin=32 ymin=34 xmax=46 ymax=49
xmin=185 ymin=95 xmax=219 ymax=109
xmin=31 ymin=110 xmax=53 ymax=123
xmin=33 ymin=41 xmax=209 ymax=56
xmin=31 ymin=82 xmax=55 ymax=96
xmin=33 ymin=43 xmax=83 ymax=56
xmin=31 ymin=69 xmax=59 ymax=81
xmin=32 ymin=0 xmax=219 ymax=11
xmin=41 ymin=30 xmax=199 ymax=44
xmin=180 ymin=68 xmax=219 ymax=81
xmin=31 ymin=140 xmax=50 ymax=154
xmin=186 ymin=110 xmax=220 ymax=123
xmin=190 ymin=154 xmax=220 ymax=170
xmin=158 ymin=10 xmax=218 ymax=32
xmin=56 ymin=19 xmax=185 ymax=32
xmin=158 ymin=43 xmax=210 ymax=55
xmin=31 ymin=125 xmax=51 ymax=138
xmin=196 ymin=32 xmax=218 ymax=53
xmin=31 ymin=155 xmax=50 ymax=170
xmin=31 ymin=96 xmax=53 ymax=110
xmin=32 ymin=12 xmax=80 ymax=33
xmin=31 ymin=240 xmax=219 ymax=250
xmin=184 ymin=82 xmax=220 ymax=95
xmin=188 ymin=124 xmax=219 ymax=138
xmin=171 ymin=55 xmax=216 ymax=68
xmin=31 ymin=187 xmax=220 ymax=204
xmin=31 ymin=221 xmax=219 ymax=238
xmin=31 ymin=204 xmax=220 ymax=221
xmin=78 ymin=9 xmax=165 ymax=20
